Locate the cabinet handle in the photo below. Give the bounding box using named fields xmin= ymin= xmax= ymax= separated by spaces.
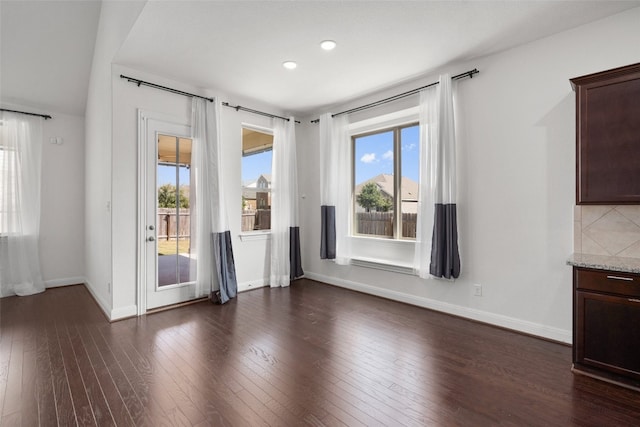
xmin=629 ymin=298 xmax=640 ymax=303
xmin=606 ymin=275 xmax=633 ymax=282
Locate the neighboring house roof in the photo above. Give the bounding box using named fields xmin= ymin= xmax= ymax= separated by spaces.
xmin=242 ymin=174 xmax=272 ymax=199
xmin=354 ymin=173 xmax=418 ymax=201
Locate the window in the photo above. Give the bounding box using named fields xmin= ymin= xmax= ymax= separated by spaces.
xmin=0 ymin=147 xmax=17 ymax=234
xmin=241 ymin=127 xmax=273 ymax=232
xmin=353 ymin=123 xmax=419 ymax=239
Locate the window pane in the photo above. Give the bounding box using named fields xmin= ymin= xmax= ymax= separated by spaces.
xmin=242 ymin=128 xmax=273 ymax=231
xmin=157 ymin=135 xmax=195 ymax=287
xmin=0 ymin=148 xmax=17 ymax=234
xmin=401 ymin=125 xmax=419 ymax=239
xmin=354 ymin=131 xmax=394 ymax=238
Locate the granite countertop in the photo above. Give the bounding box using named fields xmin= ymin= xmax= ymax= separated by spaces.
xmin=567 ymin=253 xmax=640 ymax=274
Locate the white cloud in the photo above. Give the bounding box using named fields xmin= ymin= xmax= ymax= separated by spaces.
xmin=360 ymin=153 xmax=376 ymax=163
xmin=382 ymin=150 xmax=393 ymax=160
xmin=402 ymin=143 xmax=417 ymax=151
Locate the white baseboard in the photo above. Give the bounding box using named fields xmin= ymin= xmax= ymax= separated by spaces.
xmin=83 ymin=279 xmax=137 ymax=321
xmin=305 ymin=271 xmax=572 ymax=344
xmin=45 ymin=276 xmax=86 ymax=288
xmin=238 ymin=278 xmax=269 ymax=293
xmin=110 ymin=305 xmax=137 ymax=320
xmin=83 ymin=279 xmax=112 ymax=320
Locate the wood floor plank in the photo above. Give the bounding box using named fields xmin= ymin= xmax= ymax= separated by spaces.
xmin=19 ymin=349 xmax=39 ymax=427
xmin=55 ymin=321 xmax=97 ymax=426
xmin=145 ymin=319 xmax=270 ymax=426
xmin=34 ymin=315 xmax=58 ymax=427
xmin=66 ymin=323 xmax=116 ymax=427
xmin=124 ymin=312 xmax=252 ymax=426
xmin=210 ymin=290 xmax=442 ymax=425
xmin=82 ymin=322 xmax=158 ymax=426
xmin=1 ymin=336 xmax=22 ymax=419
xmin=2 ymin=282 xmax=640 ymax=426
xmin=46 ymin=319 xmax=77 ymax=426
xmin=74 ymin=323 xmax=136 ymax=427
xmin=191 ymin=298 xmax=418 ymax=427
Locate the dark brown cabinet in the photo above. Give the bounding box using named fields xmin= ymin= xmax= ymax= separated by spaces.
xmin=573 ymin=267 xmax=640 ymax=390
xmin=571 ymin=63 xmax=640 ymax=204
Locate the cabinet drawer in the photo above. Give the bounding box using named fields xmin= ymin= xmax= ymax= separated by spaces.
xmin=574 ymin=268 xmax=640 ymax=297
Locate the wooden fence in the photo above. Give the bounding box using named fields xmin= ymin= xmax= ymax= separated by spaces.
xmin=356 ymin=212 xmax=417 ymax=238
xmin=157 ymin=208 xmax=190 ymax=240
xmin=241 ymin=210 xmax=271 ymax=232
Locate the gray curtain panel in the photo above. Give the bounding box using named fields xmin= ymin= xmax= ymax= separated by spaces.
xmin=212 ymin=230 xmax=238 ymax=304
xmin=429 ymin=204 xmax=460 ymax=279
xmin=320 ymin=205 xmax=336 ymax=259
xmin=290 ymin=226 xmax=304 ymax=279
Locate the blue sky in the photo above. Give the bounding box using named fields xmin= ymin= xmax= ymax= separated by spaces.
xmin=242 ymin=150 xmax=272 ymax=183
xmin=354 ymin=125 xmax=419 ymax=185
xmin=157 ymin=164 xmax=191 ymax=188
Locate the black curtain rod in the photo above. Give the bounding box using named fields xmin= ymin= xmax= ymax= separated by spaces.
xmin=120 ymin=75 xmax=214 ymax=102
xmin=222 ymin=102 xmax=301 ymax=124
xmin=310 ymin=68 xmax=479 ymax=123
xmin=0 ymin=108 xmax=52 ymax=120
xmin=119 ymin=75 xmax=299 ymax=123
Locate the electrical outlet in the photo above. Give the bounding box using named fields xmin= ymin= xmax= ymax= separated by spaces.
xmin=473 ymin=283 xmax=482 ymax=297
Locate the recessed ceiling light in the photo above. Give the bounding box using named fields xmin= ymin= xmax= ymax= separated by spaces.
xmin=282 ymin=61 xmax=297 ymax=70
xmin=320 ymin=40 xmax=337 ymax=51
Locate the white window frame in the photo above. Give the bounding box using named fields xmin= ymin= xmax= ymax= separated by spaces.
xmin=347 ymin=107 xmax=420 ymax=270
xmin=240 ymin=123 xmax=273 ymax=239
xmin=352 ymin=122 xmax=419 ymax=240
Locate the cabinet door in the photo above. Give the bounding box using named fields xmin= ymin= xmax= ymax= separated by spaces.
xmin=572 ymin=63 xmax=640 ymax=204
xmin=575 ymin=290 xmax=640 ymax=379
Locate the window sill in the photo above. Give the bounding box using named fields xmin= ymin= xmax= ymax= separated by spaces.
xmin=350 ymin=256 xmax=415 ymax=275
xmin=239 ymin=231 xmax=271 ymax=242
xmin=348 ymin=235 xmax=415 ymax=274
xmin=351 ymin=235 xmax=415 ymax=244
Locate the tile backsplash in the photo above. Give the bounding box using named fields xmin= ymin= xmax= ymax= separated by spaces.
xmin=574 ymin=205 xmax=640 ymax=258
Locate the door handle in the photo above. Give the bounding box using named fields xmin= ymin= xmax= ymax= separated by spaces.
xmin=147 ymin=236 xmax=155 ymax=242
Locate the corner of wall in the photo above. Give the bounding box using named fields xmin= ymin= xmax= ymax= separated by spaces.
xmin=83 ymin=279 xmax=112 ymax=320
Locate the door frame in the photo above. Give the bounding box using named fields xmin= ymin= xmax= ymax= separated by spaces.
xmin=136 ymin=109 xmax=192 ymax=315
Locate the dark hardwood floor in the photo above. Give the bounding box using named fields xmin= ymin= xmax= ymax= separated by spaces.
xmin=1 ymin=280 xmax=639 ymax=426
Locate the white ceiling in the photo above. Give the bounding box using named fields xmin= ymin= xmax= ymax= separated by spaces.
xmin=115 ymin=1 xmax=640 ymax=116
xmin=0 ymin=0 xmax=101 ymax=116
xmin=2 ymin=1 xmax=639 ymax=117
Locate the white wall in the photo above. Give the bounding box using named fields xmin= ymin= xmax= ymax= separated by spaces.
xmin=0 ymin=103 xmax=85 ymax=292
xmin=40 ymin=111 xmax=86 ymax=286
xmin=110 ymin=65 xmax=284 ymax=317
xmin=84 ymin=1 xmax=146 ymax=317
xmin=298 ymin=7 xmax=640 ymax=343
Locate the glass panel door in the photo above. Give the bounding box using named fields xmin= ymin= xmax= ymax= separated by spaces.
xmin=157 ymin=134 xmax=196 ymax=287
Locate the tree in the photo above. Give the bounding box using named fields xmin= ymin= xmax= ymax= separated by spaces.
xmin=356 ymin=182 xmax=391 ymax=212
xmin=377 ymin=195 xmax=392 ymax=212
xmin=158 ymin=184 xmax=189 ymax=208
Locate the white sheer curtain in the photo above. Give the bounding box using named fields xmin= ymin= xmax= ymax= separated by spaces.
xmin=270 ymin=117 xmax=303 ymax=288
xmin=0 ymin=112 xmax=45 ymax=297
xmin=191 ymin=98 xmax=237 ymax=303
xmin=319 ymin=113 xmax=352 ymax=265
xmin=414 ymin=74 xmax=461 ymax=279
